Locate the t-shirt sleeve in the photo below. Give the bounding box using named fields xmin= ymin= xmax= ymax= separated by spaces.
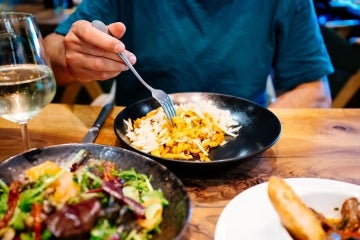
xmin=273 ymin=0 xmax=334 ymax=90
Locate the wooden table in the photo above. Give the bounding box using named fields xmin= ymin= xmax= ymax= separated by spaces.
xmin=0 ymin=104 xmax=360 ymax=239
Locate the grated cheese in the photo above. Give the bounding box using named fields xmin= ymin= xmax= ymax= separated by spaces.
xmin=124 ymin=100 xmax=241 ymax=161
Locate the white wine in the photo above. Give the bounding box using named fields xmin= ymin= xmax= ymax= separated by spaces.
xmin=0 ymin=64 xmax=56 ymax=123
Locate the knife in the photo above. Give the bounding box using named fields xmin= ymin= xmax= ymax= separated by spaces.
xmin=82 ymin=102 xmax=114 ymax=143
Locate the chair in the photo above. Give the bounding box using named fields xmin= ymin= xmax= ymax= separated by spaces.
xmin=60 ymin=80 xmax=116 ymax=106
xmin=90 ymin=81 xmax=116 ymax=106
xmin=319 ymin=21 xmax=360 ymax=107
xmin=332 ymin=69 xmax=360 ymax=107
xmin=60 ymin=81 xmax=104 ymax=104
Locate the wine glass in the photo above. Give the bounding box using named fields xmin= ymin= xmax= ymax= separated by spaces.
xmin=0 ymin=12 xmax=57 ymax=150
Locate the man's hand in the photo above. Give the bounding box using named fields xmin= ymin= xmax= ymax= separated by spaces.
xmin=44 ymin=20 xmax=136 ymax=85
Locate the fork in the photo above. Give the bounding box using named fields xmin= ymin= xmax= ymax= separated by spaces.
xmin=91 ymin=20 xmax=177 ymax=122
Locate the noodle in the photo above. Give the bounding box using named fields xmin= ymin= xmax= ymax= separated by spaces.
xmin=124 ymin=101 xmax=241 ymax=161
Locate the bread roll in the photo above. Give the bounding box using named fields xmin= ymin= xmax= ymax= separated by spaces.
xmin=267 ymin=176 xmax=326 ymax=240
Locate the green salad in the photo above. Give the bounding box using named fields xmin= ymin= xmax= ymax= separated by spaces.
xmin=0 ymin=152 xmax=168 ymax=240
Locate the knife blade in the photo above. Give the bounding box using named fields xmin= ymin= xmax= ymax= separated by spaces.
xmin=82 ymin=102 xmax=113 ymax=143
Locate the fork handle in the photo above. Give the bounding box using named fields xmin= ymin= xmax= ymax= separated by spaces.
xmin=117 ymin=52 xmax=153 ymax=91
xmin=91 ymin=20 xmax=153 ymax=92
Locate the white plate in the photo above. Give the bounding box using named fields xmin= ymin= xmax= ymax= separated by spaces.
xmin=214 ymin=178 xmax=360 ymax=240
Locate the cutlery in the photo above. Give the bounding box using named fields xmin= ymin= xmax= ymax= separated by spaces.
xmin=82 ymin=101 xmax=113 ymax=143
xmin=91 ymin=20 xmax=177 ymax=122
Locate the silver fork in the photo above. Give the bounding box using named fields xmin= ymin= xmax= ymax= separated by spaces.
xmin=91 ymin=20 xmax=177 ymax=122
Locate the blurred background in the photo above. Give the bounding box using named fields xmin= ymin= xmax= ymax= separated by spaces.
xmin=314 ymin=0 xmax=360 ymax=108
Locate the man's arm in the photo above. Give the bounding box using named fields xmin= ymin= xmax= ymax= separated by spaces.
xmin=44 ymin=20 xmax=136 ymax=86
xmin=269 ymin=78 xmax=332 ymax=108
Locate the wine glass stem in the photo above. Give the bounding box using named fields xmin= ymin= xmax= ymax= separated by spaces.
xmin=20 ymin=122 xmax=30 ymax=150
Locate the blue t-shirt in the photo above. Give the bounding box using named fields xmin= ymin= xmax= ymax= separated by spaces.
xmin=55 ymin=0 xmax=334 ymax=106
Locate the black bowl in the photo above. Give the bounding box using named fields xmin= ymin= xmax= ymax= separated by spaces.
xmin=114 ymin=92 xmax=281 ymax=174
xmin=0 ymin=143 xmax=191 ymax=240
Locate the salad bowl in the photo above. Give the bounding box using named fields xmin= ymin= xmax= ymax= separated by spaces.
xmin=0 ymin=143 xmax=191 ymax=240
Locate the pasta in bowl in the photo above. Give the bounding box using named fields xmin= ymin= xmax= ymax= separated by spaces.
xmin=114 ymin=92 xmax=281 ymax=174
xmin=124 ymin=101 xmax=241 ymax=162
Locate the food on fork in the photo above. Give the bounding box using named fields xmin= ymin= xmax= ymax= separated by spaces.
xmin=124 ymin=100 xmax=241 ymax=161
xmin=268 ymin=176 xmax=360 ymax=240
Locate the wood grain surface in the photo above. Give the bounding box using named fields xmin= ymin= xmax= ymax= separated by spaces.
xmin=0 ymin=104 xmax=359 ymax=239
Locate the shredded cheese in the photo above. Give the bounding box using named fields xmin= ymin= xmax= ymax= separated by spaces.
xmin=124 ymin=101 xmax=241 ymax=161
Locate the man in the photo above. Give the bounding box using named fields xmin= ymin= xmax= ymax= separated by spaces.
xmin=45 ymin=0 xmax=333 ymax=107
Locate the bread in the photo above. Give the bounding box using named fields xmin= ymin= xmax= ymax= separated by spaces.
xmin=267 ymin=176 xmax=326 ymax=240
